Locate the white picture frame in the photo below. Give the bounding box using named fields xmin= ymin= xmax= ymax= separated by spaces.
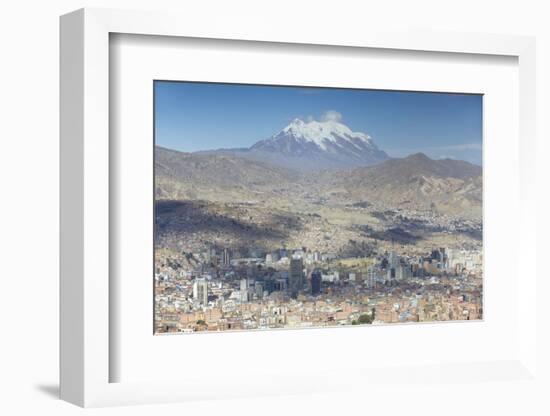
xmin=60 ymin=7 xmax=538 ymax=408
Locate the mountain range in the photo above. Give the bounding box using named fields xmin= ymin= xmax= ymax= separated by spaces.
xmin=155 ymin=117 xmax=482 ymax=253
xmin=156 ymin=146 xmax=481 ymax=217
xmin=311 ymin=152 xmax=482 ymax=216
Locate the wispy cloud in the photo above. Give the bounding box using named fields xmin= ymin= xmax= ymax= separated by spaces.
xmin=298 ymin=110 xmax=344 ymax=123
xmin=320 ymin=110 xmax=343 ymax=122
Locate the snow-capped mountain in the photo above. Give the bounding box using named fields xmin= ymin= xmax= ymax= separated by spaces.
xmin=196 ymin=116 xmax=390 ymax=171
xmin=246 ymin=118 xmax=389 ymax=171
xmin=255 ymin=118 xmax=371 ymax=151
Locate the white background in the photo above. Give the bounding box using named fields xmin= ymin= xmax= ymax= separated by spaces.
xmin=0 ymin=1 xmax=548 ymax=415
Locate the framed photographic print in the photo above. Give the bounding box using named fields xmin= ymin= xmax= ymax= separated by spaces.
xmin=153 ymin=81 xmax=484 ymax=334
xmin=60 ymin=8 xmax=538 ymax=408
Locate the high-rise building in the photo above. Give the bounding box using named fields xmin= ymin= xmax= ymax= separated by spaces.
xmin=311 ymin=269 xmax=322 ymax=295
xmin=192 ymin=277 xmax=208 ymax=305
xmin=366 ymin=266 xmax=377 ymax=289
xmin=388 ymin=251 xmax=399 ymax=268
xmin=387 ymin=267 xmax=396 ymax=282
xmin=255 ymin=282 xmax=264 ymax=299
xmin=240 ymin=278 xmax=248 ymax=303
xmin=431 ymin=248 xmax=446 ymax=263
xmin=289 ymin=257 xmax=304 ymax=298
xmin=445 ymin=248 xmax=455 ymax=271
xmin=221 ymin=248 xmax=230 ymax=266
xmin=264 ymin=278 xmax=276 ymax=294
xmin=396 ymin=265 xmax=405 ymax=280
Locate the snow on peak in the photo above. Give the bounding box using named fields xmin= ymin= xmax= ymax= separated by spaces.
xmin=277 ymin=117 xmax=373 ymax=151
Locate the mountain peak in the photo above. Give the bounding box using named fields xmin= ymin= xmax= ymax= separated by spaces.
xmin=288 ymin=117 xmax=306 ymax=127
xmin=273 ymin=117 xmax=374 ymax=151
xmin=247 ymin=116 xmax=389 ymax=171
xmin=204 ymin=115 xmax=389 ymax=171
xmin=379 ymin=152 xmax=481 ymax=180
xmin=405 ymin=152 xmax=431 ymax=162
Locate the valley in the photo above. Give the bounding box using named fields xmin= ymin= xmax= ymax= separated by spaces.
xmin=155 ymin=145 xmax=482 ymax=257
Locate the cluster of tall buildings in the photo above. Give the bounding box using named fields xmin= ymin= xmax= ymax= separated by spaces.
xmin=181 ymin=246 xmax=482 ymax=308
xmin=155 ymin=244 xmax=483 ymax=333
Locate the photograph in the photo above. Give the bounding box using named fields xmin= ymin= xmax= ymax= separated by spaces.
xmin=154 ymin=81 xmax=483 ymax=334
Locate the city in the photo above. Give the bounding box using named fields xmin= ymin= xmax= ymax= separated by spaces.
xmin=154 ymin=244 xmax=483 ymax=333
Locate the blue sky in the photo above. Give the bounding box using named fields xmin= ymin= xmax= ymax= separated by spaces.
xmin=155 ymin=81 xmax=483 ymax=165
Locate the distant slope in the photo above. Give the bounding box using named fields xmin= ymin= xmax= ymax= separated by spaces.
xmin=156 ymin=146 xmax=481 ymax=218
xmin=155 ymin=146 xmax=297 ymax=202
xmin=355 ymin=152 xmax=481 ymax=181
xmin=309 ymin=153 xmax=482 ymax=217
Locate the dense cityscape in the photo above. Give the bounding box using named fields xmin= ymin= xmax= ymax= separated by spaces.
xmin=155 ymin=244 xmax=483 ymax=333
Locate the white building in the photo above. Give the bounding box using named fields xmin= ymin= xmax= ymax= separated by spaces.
xmin=366 ymin=266 xmax=377 ymax=289
xmin=321 ymin=271 xmax=340 ymax=282
xmin=192 ymin=277 xmax=208 ymax=305
xmin=240 ymin=278 xmax=249 ymax=303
